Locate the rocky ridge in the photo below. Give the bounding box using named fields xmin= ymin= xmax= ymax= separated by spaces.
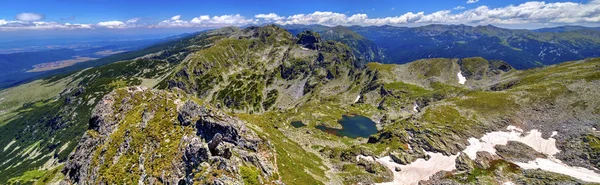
xmin=62 ymin=87 xmax=278 ymax=184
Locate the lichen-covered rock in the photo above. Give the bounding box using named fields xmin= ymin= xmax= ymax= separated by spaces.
xmin=455 ymin=152 xmax=476 ymax=172
xmin=61 ymin=87 xmax=278 ymax=184
xmin=495 ymin=141 xmax=546 ymax=163
xmin=474 ymin=151 xmax=501 ymax=169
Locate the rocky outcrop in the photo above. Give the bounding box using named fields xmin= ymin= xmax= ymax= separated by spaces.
xmin=296 ymin=30 xmax=322 ymax=50
xmin=495 ymin=141 xmax=546 ymax=163
xmin=62 ymin=87 xmax=277 ymax=184
xmin=455 ymin=153 xmax=476 ymax=172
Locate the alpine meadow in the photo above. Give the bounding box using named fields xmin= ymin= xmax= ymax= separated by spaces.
xmin=1 ymin=0 xmax=600 ymax=184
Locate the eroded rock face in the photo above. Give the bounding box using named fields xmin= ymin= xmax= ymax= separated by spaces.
xmin=297 ymin=30 xmax=322 ymax=50
xmin=62 ymin=88 xmax=276 ymax=184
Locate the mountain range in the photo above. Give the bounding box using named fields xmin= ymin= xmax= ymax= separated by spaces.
xmin=0 ymin=24 xmax=599 ymax=185
xmin=284 ymin=24 xmax=600 ymax=69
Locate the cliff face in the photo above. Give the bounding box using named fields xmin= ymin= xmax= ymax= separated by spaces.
xmin=62 ymin=87 xmax=277 ymax=184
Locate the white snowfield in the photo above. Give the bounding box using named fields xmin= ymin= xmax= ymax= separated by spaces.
xmin=515 ymin=158 xmax=600 ymax=183
xmin=374 ymin=153 xmax=458 ymax=185
xmin=457 ymin=71 xmax=467 ymax=84
xmin=354 ymin=95 xmax=361 ymax=103
xmin=357 ymin=125 xmax=600 ymax=185
xmin=463 ymin=126 xmax=559 ymax=160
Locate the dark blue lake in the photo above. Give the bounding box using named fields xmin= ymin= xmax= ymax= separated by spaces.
xmin=315 ymin=115 xmax=378 ymax=139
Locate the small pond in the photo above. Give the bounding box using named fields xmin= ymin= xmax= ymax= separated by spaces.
xmin=290 ymin=121 xmax=307 ymax=128
xmin=315 ymin=115 xmax=378 ymax=139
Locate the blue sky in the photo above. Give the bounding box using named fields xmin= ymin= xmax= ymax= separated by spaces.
xmin=1 ymin=0 xmax=599 ymax=39
xmin=1 ymin=0 xmax=579 ymax=23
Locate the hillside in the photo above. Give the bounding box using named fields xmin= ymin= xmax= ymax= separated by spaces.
xmin=282 ymin=24 xmax=600 ymax=69
xmin=0 ymin=25 xmax=599 ymax=185
xmin=284 ymin=24 xmax=385 ymax=67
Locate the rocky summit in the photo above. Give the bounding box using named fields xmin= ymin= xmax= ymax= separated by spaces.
xmin=62 ymin=87 xmax=276 ymax=184
xmin=0 ymin=24 xmax=599 ymax=185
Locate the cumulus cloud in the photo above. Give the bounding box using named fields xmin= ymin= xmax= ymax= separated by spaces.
xmin=255 ymin=13 xmax=284 ymax=21
xmin=15 ymin=13 xmax=45 ymax=21
xmin=268 ymin=1 xmax=600 ymax=26
xmin=0 ymin=21 xmax=92 ymax=31
xmin=154 ymin=14 xmax=255 ymax=28
xmin=126 ymin=18 xmax=140 ymax=23
xmin=156 ymin=15 xmax=190 ymax=27
xmin=454 ymin=6 xmax=466 ymax=10
xmin=3 ymin=1 xmax=600 ymax=31
xmin=97 ymin=21 xmax=125 ymax=28
xmin=97 ymin=18 xmax=142 ymax=28
xmin=467 ymin=0 xmax=479 ymax=4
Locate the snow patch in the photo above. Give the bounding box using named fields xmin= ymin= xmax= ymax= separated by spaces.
xmin=360 ymin=126 xmax=600 ymax=184
xmin=58 ymin=141 xmax=70 ymax=153
xmin=357 ymin=155 xmax=375 ymax=162
xmin=515 ymin=158 xmax=600 ymax=183
xmin=462 ymin=126 xmax=559 ymax=160
xmin=3 ymin=140 xmax=15 ymax=152
xmin=463 ymin=126 xmax=600 ymax=183
xmin=412 ymin=103 xmax=419 ymax=112
xmin=375 ymin=152 xmax=458 ymax=185
xmin=457 ymin=71 xmax=467 ymax=85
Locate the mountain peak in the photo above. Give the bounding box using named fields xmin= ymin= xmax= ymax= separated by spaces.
xmin=296 ymin=30 xmax=322 ymax=50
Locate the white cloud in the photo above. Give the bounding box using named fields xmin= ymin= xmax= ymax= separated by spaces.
xmin=255 ymin=13 xmax=284 ymax=21
xmin=97 ymin=21 xmax=125 ymax=28
xmin=190 ymin=15 xmax=211 ymax=24
xmin=15 ymin=13 xmax=44 ymax=21
xmin=454 ymin=6 xmax=466 ymax=10
xmin=3 ymin=1 xmax=600 ymax=31
xmin=0 ymin=21 xmax=92 ymax=31
xmin=207 ymin=14 xmax=254 ymax=25
xmin=126 ymin=18 xmax=140 ymax=23
xmin=155 ymin=14 xmax=255 ymax=28
xmin=268 ymin=1 xmax=600 ymax=26
xmin=156 ymin=15 xmax=190 ymax=28
xmin=275 ymin=11 xmax=350 ymax=25
xmin=467 ymin=0 xmax=479 ymax=4
xmin=97 ymin=18 xmax=142 ymax=29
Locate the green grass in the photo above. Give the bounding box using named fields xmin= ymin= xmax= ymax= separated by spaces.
xmin=240 ymin=165 xmax=261 ymax=185
xmin=383 ymin=82 xmax=431 ymax=96
xmin=451 ymin=159 xmax=520 ymax=183
xmin=238 ymin=113 xmax=327 ymax=185
xmin=408 ymin=58 xmax=455 ymax=78
xmin=366 ymin=62 xmax=395 ymax=74
xmin=583 ymin=134 xmax=600 ymax=169
xmin=91 ymin=90 xmax=190 ymax=184
xmin=7 ymin=169 xmax=46 ymax=184
xmin=454 ymin=91 xmax=519 ymax=116
xmin=423 ymin=105 xmax=472 ymax=125
xmin=459 ymin=57 xmax=489 ymax=79
xmin=0 ymin=77 xmax=73 ymax=126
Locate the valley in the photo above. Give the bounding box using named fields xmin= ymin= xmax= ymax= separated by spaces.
xmin=0 ymin=24 xmax=599 ymax=185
